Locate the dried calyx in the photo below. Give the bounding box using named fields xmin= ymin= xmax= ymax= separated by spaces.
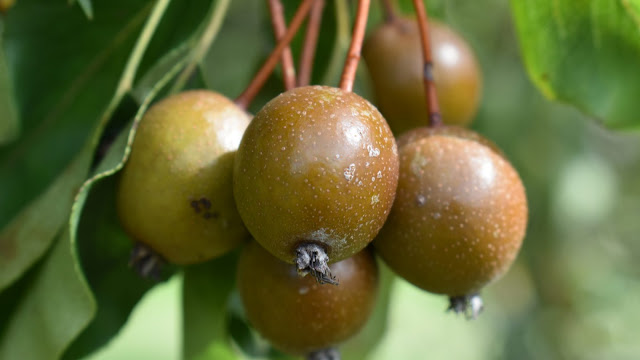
xmin=448 ymin=293 xmax=484 ymax=320
xmin=129 ymin=242 xmax=165 ymax=281
xmin=296 ymin=243 xmax=338 ymax=285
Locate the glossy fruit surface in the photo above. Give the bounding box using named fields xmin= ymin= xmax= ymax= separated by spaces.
xmin=363 ymin=17 xmax=482 ymax=134
xmin=117 ymin=90 xmax=251 ymax=265
xmin=374 ymin=126 xmax=527 ymax=296
xmin=233 ymin=85 xmax=399 ymax=265
xmin=237 ymin=241 xmax=378 ymax=355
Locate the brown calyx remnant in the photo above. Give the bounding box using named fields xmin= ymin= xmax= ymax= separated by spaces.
xmin=129 ymin=242 xmax=165 ymax=281
xmin=296 ymin=243 xmax=338 ymax=285
xmin=448 ymin=293 xmax=484 ymax=320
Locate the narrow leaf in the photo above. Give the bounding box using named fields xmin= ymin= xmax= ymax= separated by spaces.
xmin=200 ymin=0 xmax=265 ymax=100
xmin=77 ymin=0 xmax=93 ymax=20
xmin=62 ymin=175 xmax=158 ymax=360
xmin=171 ymin=0 xmax=231 ymax=92
xmin=183 ymin=253 xmax=239 ymax=360
xmin=132 ymin=41 xmax=190 ymax=103
xmin=0 ymin=232 xmax=95 ymax=360
xmin=61 ymin=57 xmax=188 ymax=357
xmin=0 ymin=41 xmax=19 ymax=145
xmin=0 ymin=0 xmax=150 ymax=225
xmin=0 ymin=0 xmax=173 ymax=293
xmin=0 ymin=150 xmax=92 ymax=292
xmin=322 ymin=0 xmax=350 ymax=86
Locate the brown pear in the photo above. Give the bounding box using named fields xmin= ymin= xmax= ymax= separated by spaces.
xmin=363 ymin=18 xmax=482 ymax=135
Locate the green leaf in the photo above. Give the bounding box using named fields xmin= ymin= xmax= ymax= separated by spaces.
xmin=321 ymin=0 xmax=351 ymax=87
xmin=621 ymin=0 xmax=640 ymax=27
xmin=201 ymin=0 xmax=266 ymax=101
xmin=61 ymin=55 xmax=189 ymax=357
xmin=0 ymin=40 xmax=19 ymax=145
xmin=0 ymin=0 xmax=151 ymax=226
xmin=226 ymin=298 xmax=296 ymax=360
xmin=182 ymin=253 xmax=239 ymax=360
xmin=0 ymin=249 xmax=46 ymax=338
xmin=132 ymin=41 xmax=190 ymax=103
xmin=0 ymin=231 xmax=95 ymax=360
xmin=54 ymin=1 xmax=228 ymax=354
xmin=511 ymin=0 xmax=640 ymax=129
xmin=136 ymin=0 xmax=216 ymax=89
xmin=0 ymin=2 xmax=196 ymax=355
xmin=0 ymin=150 xmax=93 ymax=292
xmin=77 ymin=0 xmax=94 ymax=20
xmin=0 ymin=50 xmax=187 ymax=357
xmin=170 ymin=0 xmax=232 ymax=93
xmin=62 ymin=175 xmax=159 ymax=360
xmin=0 ymin=0 xmax=172 ymax=293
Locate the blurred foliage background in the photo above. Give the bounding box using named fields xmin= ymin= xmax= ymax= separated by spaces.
xmin=1 ymin=0 xmax=640 ymax=359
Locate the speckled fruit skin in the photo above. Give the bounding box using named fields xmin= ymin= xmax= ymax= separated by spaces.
xmin=363 ymin=18 xmax=482 ymax=135
xmin=233 ymin=85 xmax=399 ymax=264
xmin=237 ymin=241 xmax=378 ymax=355
xmin=117 ymin=90 xmax=251 ymax=265
xmin=374 ymin=126 xmax=527 ymax=296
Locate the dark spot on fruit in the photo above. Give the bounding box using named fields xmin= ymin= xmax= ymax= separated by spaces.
xmin=190 ymin=200 xmax=201 ymax=213
xmin=199 ymin=197 xmax=212 ymax=209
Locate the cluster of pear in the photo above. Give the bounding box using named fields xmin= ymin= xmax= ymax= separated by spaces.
xmin=116 ymin=16 xmax=527 ymax=358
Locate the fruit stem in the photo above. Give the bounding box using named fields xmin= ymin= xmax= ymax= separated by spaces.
xmin=268 ymin=0 xmax=297 ymax=90
xmin=307 ymin=347 xmax=341 ymax=360
xmin=296 ymin=243 xmax=339 ymax=285
xmin=235 ymin=0 xmax=314 ymax=109
xmin=448 ymin=293 xmax=484 ymax=320
xmin=412 ymin=0 xmax=442 ymax=127
xmin=129 ymin=242 xmax=165 ymax=281
xmin=339 ymin=0 xmax=371 ymax=92
xmin=171 ymin=0 xmax=231 ymax=93
xmin=380 ymin=0 xmax=398 ymax=23
xmin=298 ymin=0 xmax=325 ymax=87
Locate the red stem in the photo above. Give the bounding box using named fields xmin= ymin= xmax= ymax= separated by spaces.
xmin=339 ymin=0 xmax=371 ymax=93
xmin=268 ymin=0 xmax=297 ymax=90
xmin=235 ymin=0 xmax=314 ymax=109
xmin=380 ymin=0 xmax=397 ymax=23
xmin=412 ymin=0 xmax=442 ymax=127
xmin=298 ymin=0 xmax=325 ymax=87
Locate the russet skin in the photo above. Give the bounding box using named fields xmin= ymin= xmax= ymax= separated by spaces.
xmin=237 ymin=241 xmax=379 ymax=355
xmin=375 ymin=126 xmax=527 ymax=297
xmin=363 ymin=18 xmax=482 ymax=135
xmin=234 ymin=86 xmax=399 ymax=266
